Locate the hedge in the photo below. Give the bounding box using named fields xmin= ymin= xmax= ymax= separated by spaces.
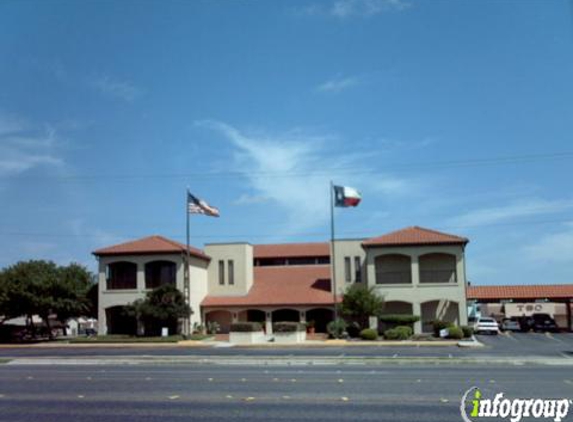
xmin=460 ymin=325 xmax=474 ymax=338
xmin=230 ymin=322 xmax=262 ymax=332
xmin=432 ymin=320 xmax=455 ymax=337
xmin=447 ymin=326 xmax=464 ymax=340
xmin=378 ymin=314 xmax=421 ymax=324
xmin=273 ymin=322 xmax=306 ymax=333
xmin=359 ymin=328 xmax=378 ymax=341
xmin=384 ymin=325 xmax=413 ymax=340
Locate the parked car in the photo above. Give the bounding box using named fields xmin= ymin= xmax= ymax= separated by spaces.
xmin=531 ymin=313 xmax=559 ymax=333
xmin=500 ymin=317 xmax=521 ymax=332
xmin=473 ymin=317 xmax=500 ymax=335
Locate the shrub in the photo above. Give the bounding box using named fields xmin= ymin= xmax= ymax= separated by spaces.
xmin=345 ymin=321 xmax=362 ymax=338
xmin=206 ymin=321 xmax=220 ymax=335
xmin=447 ymin=326 xmax=464 ymax=340
xmin=384 ymin=325 xmax=413 ymax=340
xmin=273 ymin=322 xmax=305 ymax=333
xmin=378 ymin=314 xmax=421 ymax=325
xmin=327 ymin=319 xmax=347 ymax=339
xmin=460 ymin=325 xmax=474 ymax=338
xmin=230 ymin=322 xmax=262 ymax=332
xmin=359 ymin=328 xmax=378 ymax=341
xmin=432 ymin=320 xmax=455 ymax=337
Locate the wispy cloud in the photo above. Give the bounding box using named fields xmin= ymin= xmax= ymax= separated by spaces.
xmin=447 ymin=198 xmax=573 ymax=228
xmin=301 ymin=0 xmax=410 ymax=19
xmin=90 ymin=74 xmax=142 ymax=102
xmin=196 ymin=120 xmax=417 ymax=231
xmin=316 ymin=75 xmax=361 ymax=93
xmin=0 ymin=113 xmax=64 ymax=176
xmin=523 ymin=222 xmax=573 ymax=263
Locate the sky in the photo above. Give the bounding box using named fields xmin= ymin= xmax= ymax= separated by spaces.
xmin=0 ymin=0 xmax=572 ymax=286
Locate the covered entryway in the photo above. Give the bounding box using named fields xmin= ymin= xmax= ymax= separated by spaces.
xmin=421 ymin=300 xmax=459 ymax=333
xmin=378 ymin=301 xmax=413 ymax=332
xmin=106 ymin=306 xmax=137 ymax=335
xmin=272 ymin=308 xmax=300 ymax=323
xmin=205 ymin=310 xmax=233 ymax=334
xmin=306 ymin=308 xmax=334 ymax=333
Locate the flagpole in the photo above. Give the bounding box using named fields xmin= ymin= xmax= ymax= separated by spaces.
xmin=184 ymin=187 xmax=191 ymax=337
xmin=330 ymin=181 xmax=338 ymax=322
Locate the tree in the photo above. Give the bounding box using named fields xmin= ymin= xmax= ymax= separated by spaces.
xmin=340 ymin=284 xmax=385 ymax=330
xmin=0 ymin=260 xmax=94 ymax=339
xmin=126 ymin=284 xmax=191 ymax=336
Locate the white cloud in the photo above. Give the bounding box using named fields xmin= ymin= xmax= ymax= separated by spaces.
xmin=233 ymin=194 xmax=271 ymax=205
xmin=0 ymin=114 xmax=64 ymax=176
xmin=302 ymin=0 xmax=410 ymax=18
xmin=523 ymin=222 xmax=573 ymax=263
xmin=447 ymin=198 xmax=573 ymax=228
xmin=90 ymin=74 xmax=142 ymax=102
xmin=316 ymin=75 xmax=360 ymax=93
xmin=196 ymin=120 xmax=416 ymax=231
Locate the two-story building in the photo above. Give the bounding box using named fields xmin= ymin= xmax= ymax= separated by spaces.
xmin=93 ymin=226 xmax=469 ymax=335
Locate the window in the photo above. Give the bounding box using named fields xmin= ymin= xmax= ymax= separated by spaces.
xmin=228 ymin=260 xmax=234 ymax=285
xmin=344 ymin=257 xmax=351 ymax=282
xmin=144 ymin=260 xmax=176 ymax=289
xmin=218 ymin=260 xmax=225 ymax=285
xmin=354 ymin=256 xmax=362 ymax=282
xmin=375 ymin=254 xmax=412 ymax=284
xmin=107 ymin=262 xmax=137 ymax=290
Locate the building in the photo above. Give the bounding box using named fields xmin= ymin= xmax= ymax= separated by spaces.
xmin=93 ymin=226 xmax=470 ymax=336
xmin=467 ymin=285 xmax=573 ymax=331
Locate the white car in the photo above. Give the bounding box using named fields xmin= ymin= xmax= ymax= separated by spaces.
xmin=474 ymin=317 xmax=500 ymax=335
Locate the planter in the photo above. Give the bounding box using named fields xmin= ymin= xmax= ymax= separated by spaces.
xmin=273 ymin=330 xmax=306 ymax=344
xmin=307 ymin=327 xmax=315 ymax=335
xmin=229 ymin=330 xmax=265 ymax=344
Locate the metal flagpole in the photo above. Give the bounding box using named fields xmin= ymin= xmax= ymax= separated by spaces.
xmin=184 ymin=187 xmax=191 ymax=337
xmin=330 ymin=181 xmax=338 ymax=322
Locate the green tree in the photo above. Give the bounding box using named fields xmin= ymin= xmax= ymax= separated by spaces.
xmin=126 ymin=284 xmax=191 ymax=336
xmin=340 ymin=284 xmax=385 ymax=330
xmin=0 ymin=260 xmax=94 ymax=339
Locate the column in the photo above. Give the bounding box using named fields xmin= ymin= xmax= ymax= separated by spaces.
xmin=265 ymin=312 xmax=273 ymax=335
xmin=411 ymin=255 xmax=420 ymax=286
xmin=137 ymin=262 xmax=145 ymax=291
xmin=299 ymin=310 xmax=306 ymax=324
xmin=413 ymin=302 xmax=422 ymax=334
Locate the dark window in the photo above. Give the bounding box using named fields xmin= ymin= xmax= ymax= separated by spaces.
xmin=218 ymin=260 xmax=225 ymax=285
xmin=145 ymin=260 xmax=176 ymax=289
xmin=317 ymin=257 xmax=331 ymax=264
xmin=354 ymin=256 xmax=362 ymax=282
xmin=107 ymin=262 xmax=137 ymax=290
xmin=287 ymin=257 xmax=316 ymax=265
xmin=344 ymin=257 xmax=351 ymax=282
xmin=375 ymin=254 xmax=412 ymax=284
xmin=228 ymin=260 xmax=234 ymax=285
xmin=419 ymin=253 xmax=457 ymax=283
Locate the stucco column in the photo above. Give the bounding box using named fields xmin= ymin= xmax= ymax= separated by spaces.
xmin=369 ymin=316 xmax=378 ymax=330
xmin=98 ymin=303 xmax=107 ymax=335
xmin=136 ymin=262 xmax=145 ymax=291
xmin=265 ymin=312 xmax=272 ymax=334
xmin=299 ymin=311 xmax=306 ymax=324
xmin=412 ymin=302 xmax=422 ymax=334
xmin=411 ymin=255 xmax=420 ymax=286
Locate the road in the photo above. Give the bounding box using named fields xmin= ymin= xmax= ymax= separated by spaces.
xmin=1 ymin=332 xmax=573 ymax=359
xmin=1 ymin=363 xmax=572 ymax=422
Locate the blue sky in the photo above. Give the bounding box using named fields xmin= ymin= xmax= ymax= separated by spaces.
xmin=0 ymin=0 xmax=572 ymax=285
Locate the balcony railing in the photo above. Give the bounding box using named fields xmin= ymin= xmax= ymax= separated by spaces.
xmin=419 ymin=270 xmax=456 ymax=284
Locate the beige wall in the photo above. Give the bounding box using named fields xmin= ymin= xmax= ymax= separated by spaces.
xmin=331 ymin=239 xmax=367 ymax=294
xmin=97 ymin=253 xmax=208 ymax=335
xmin=204 ymin=243 xmax=253 ymax=296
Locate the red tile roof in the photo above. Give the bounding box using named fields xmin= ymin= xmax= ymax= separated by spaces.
xmin=201 ymin=265 xmax=339 ymax=307
xmin=467 ymin=284 xmax=573 ymax=300
xmin=363 ymin=226 xmax=468 ymax=247
xmin=93 ymin=235 xmax=210 ymax=261
xmin=253 ymin=242 xmax=330 ymax=259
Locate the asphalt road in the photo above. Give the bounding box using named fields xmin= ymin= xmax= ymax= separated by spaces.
xmin=0 ymin=363 xmax=572 ymax=422
xmin=1 ymin=332 xmax=573 ymax=359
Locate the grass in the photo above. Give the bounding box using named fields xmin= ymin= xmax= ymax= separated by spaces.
xmin=69 ymin=334 xmax=186 ymax=343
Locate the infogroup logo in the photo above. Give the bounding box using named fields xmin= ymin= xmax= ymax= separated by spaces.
xmin=460 ymin=387 xmax=572 ymax=422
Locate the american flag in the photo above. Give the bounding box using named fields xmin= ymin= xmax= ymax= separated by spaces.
xmin=187 ymin=192 xmax=220 ymax=217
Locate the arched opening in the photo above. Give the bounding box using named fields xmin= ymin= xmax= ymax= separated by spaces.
xmin=421 ymin=300 xmax=460 ymax=333
xmin=272 ymin=308 xmax=300 ymax=323
xmin=106 ymin=306 xmax=137 ymax=335
xmin=205 ymin=310 xmax=233 ymax=334
xmin=106 ymin=261 xmax=137 ymax=290
xmin=419 ymin=253 xmax=457 ymax=284
xmin=306 ymin=308 xmax=334 ymax=333
xmin=379 ymin=301 xmax=413 ymax=332
xmin=238 ymin=309 xmax=266 ymax=324
xmin=375 ymin=254 xmax=411 ymax=284
xmin=145 ymin=260 xmax=176 ymax=289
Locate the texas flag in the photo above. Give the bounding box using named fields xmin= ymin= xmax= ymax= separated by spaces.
xmin=333 ymin=185 xmax=362 ymax=207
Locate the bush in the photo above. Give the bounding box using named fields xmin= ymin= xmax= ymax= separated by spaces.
xmin=432 ymin=320 xmax=455 ymax=337
xmin=230 ymin=322 xmax=262 ymax=332
xmin=384 ymin=325 xmax=413 ymax=340
xmin=345 ymin=321 xmax=362 ymax=338
xmin=447 ymin=326 xmax=464 ymax=340
xmin=359 ymin=328 xmax=378 ymax=341
xmin=327 ymin=319 xmax=347 ymax=339
xmin=206 ymin=321 xmax=220 ymax=335
xmin=460 ymin=325 xmax=474 ymax=338
xmin=378 ymin=314 xmax=421 ymax=325
xmin=273 ymin=322 xmax=305 ymax=333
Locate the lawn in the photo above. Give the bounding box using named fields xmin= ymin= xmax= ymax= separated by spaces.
xmin=69 ymin=334 xmax=212 ymax=343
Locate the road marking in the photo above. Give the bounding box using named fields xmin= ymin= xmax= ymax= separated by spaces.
xmin=546 ymin=333 xmax=565 ymax=344
xmin=0 ymin=394 xmax=5 ymax=398
xmin=338 ymin=379 xmax=344 ymax=383
xmin=207 ymin=378 xmax=213 ymax=382
xmin=503 ymin=332 xmax=519 ymax=342
xmin=440 ymin=398 xmax=449 ymax=403
xmin=77 ymin=395 xmax=85 ymax=399
xmin=564 ymin=380 xmax=572 ymax=385
xmin=392 ymin=354 xmax=398 ymax=358
xmin=243 ymin=397 xmax=255 ymax=402
xmin=282 ymin=395 xmax=291 ymax=400
xmin=168 ymin=395 xmax=180 ymax=400
xmin=225 ymin=395 xmax=233 ymax=399
xmin=340 ymin=397 xmax=349 ymax=402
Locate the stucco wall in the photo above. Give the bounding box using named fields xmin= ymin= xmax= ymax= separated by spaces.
xmin=204 ymin=243 xmax=253 ymax=296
